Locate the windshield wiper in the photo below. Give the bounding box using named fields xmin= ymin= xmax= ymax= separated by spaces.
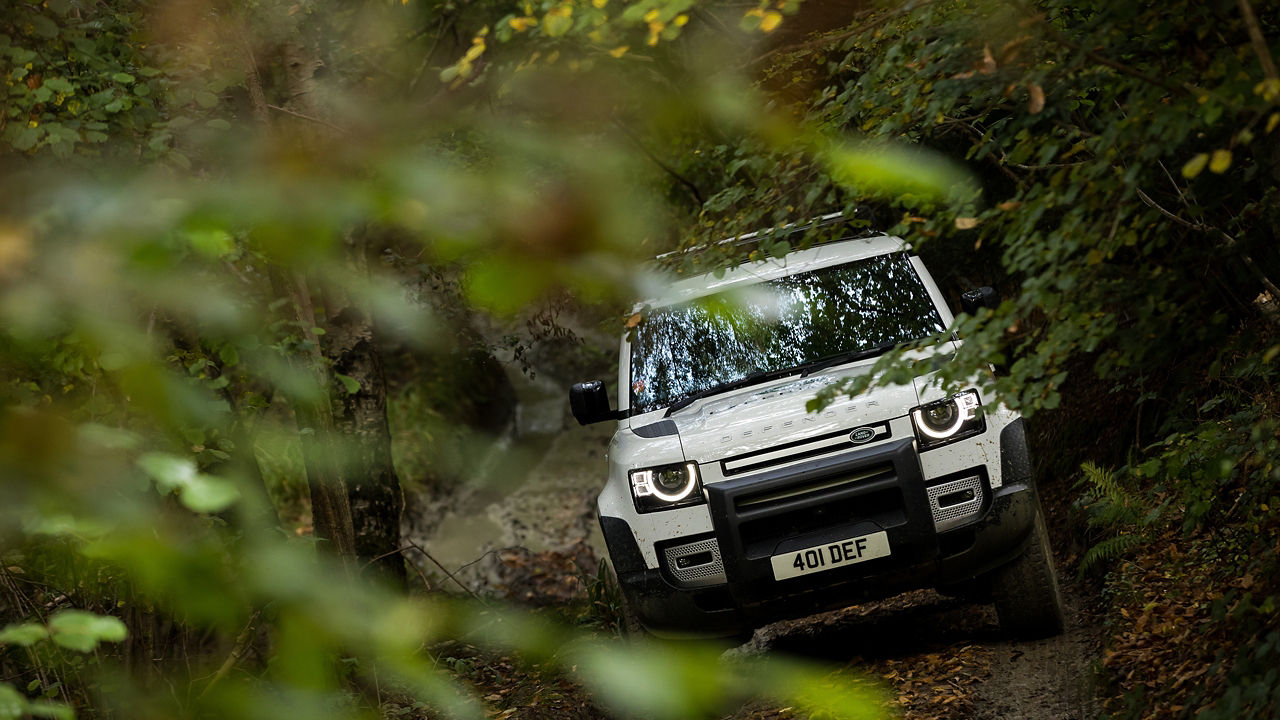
xmin=664 ymin=369 xmax=789 ymax=418
xmin=799 ymin=341 xmax=902 ymax=378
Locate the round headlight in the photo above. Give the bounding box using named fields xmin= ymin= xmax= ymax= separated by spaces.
xmin=915 ymin=398 xmax=966 ymax=438
xmin=921 ymin=401 xmax=959 ymax=433
xmin=649 ymin=464 xmax=696 ymax=501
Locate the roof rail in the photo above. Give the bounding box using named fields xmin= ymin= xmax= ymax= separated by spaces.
xmin=655 ymin=210 xmax=874 ymax=261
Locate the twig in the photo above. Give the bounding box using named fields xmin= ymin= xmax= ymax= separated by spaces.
xmin=1006 ymin=160 xmax=1086 ymax=171
xmin=401 ymin=541 xmax=487 ymax=604
xmin=1136 ymin=187 xmax=1280 ymax=307
xmin=1135 ymin=187 xmax=1197 ymax=230
xmin=266 ymin=103 xmax=347 ymax=134
xmin=612 ymin=117 xmax=706 ymax=207
xmin=1238 ymin=0 xmax=1279 ymax=81
xmin=197 ymin=610 xmax=261 ymax=700
xmin=454 ymin=549 xmax=500 ymax=574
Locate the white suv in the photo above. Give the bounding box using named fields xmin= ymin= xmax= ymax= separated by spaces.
xmin=570 ymin=232 xmax=1065 ymax=639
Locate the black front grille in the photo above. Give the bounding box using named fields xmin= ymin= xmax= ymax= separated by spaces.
xmin=734 ymin=462 xmax=894 ymax=512
xmin=706 ymin=438 xmax=929 ymax=574
xmin=738 ymin=484 xmax=904 ymax=557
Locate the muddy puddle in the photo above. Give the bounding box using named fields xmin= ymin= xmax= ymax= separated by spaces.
xmin=406 ymin=365 xmax=613 ymax=594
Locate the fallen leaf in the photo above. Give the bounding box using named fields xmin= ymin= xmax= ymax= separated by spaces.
xmin=954 ymin=217 xmax=980 ymax=230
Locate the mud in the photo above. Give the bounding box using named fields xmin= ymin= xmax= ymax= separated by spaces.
xmin=729 ymin=581 xmax=1100 ymax=719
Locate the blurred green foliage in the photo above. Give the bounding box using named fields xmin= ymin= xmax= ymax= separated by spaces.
xmin=2 ymin=0 xmax=1278 ymax=717
xmin=0 ymin=0 xmax=921 ymax=717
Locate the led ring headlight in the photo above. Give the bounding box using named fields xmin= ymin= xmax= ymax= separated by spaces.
xmin=914 ymin=398 xmax=968 ymax=438
xmin=911 ymin=390 xmax=985 ymax=450
xmin=630 ymin=462 xmax=704 ymax=513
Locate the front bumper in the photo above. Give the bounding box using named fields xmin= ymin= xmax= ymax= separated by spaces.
xmin=599 ymin=419 xmax=1039 ymax=637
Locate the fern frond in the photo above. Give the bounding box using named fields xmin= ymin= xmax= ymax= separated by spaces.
xmin=1080 ymin=461 xmax=1127 ymax=505
xmin=1081 ymin=533 xmax=1144 ymax=572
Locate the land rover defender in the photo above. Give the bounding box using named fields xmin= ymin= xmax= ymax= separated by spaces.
xmin=570 ymin=232 xmax=1065 ymax=639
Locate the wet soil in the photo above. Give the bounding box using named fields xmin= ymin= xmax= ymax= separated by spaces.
xmin=731 ymin=583 xmax=1101 ymax=720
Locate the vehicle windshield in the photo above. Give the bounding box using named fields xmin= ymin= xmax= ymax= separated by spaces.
xmin=628 ymin=252 xmax=946 ymax=414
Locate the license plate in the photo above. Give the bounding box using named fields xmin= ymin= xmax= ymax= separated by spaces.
xmin=770 ymin=531 xmax=891 ymax=581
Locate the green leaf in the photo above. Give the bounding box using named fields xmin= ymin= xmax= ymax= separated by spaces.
xmin=194 ymin=90 xmax=219 ymax=108
xmin=205 ymin=119 xmax=231 ymax=130
xmin=48 ymin=610 xmax=126 ymax=652
xmin=111 ymin=72 xmax=135 ymax=84
xmin=335 ymin=373 xmax=361 ymax=395
xmin=24 ymin=701 xmax=73 ymax=720
xmin=218 ymin=345 xmax=240 ymax=367
xmin=1181 ymin=153 xmax=1208 ymax=178
xmin=12 ymin=127 xmax=40 ymax=152
xmin=821 ymin=139 xmax=972 ymax=203
xmin=185 ymin=228 xmax=234 ymax=258
xmin=29 ymin=15 xmax=59 ymax=39
xmin=42 ymin=77 xmax=74 ymax=94
xmin=138 ymin=452 xmax=197 ymax=490
xmin=0 ymin=623 xmax=48 ymax=647
xmin=0 ymin=684 xmax=25 ymax=720
xmin=137 ymin=452 xmax=240 ymax=513
xmin=177 ymin=475 xmax=241 ymax=513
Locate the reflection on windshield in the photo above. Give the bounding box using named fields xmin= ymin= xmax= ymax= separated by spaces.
xmin=629 ymin=252 xmax=945 ymax=414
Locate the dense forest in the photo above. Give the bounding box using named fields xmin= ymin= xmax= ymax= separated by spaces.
xmin=1 ymin=0 xmax=1278 ymax=718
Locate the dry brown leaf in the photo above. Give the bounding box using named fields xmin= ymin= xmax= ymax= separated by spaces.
xmin=980 ymin=44 xmax=996 ymax=74
xmin=1028 ymin=83 xmax=1045 ymax=114
xmin=954 ymin=217 xmax=980 ymax=230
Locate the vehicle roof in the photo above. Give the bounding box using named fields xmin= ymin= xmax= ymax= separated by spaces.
xmin=639 ymin=233 xmax=908 ymax=309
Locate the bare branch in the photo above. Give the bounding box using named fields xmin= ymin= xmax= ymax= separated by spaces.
xmin=1136 ymin=187 xmax=1280 ymax=306
xmin=1239 ymin=0 xmax=1279 ymax=81
xmin=197 ymin=611 xmax=261 ymax=700
xmin=266 ymin=103 xmax=347 ymax=134
xmin=613 ymin=117 xmax=707 ymax=207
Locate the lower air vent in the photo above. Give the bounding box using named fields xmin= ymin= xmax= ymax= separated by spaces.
xmin=662 ymin=537 xmax=726 ymax=587
xmin=926 ymin=475 xmax=984 ymax=532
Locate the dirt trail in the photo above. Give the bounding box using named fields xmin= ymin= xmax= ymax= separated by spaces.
xmin=727 ymin=581 xmax=1099 ymax=719
xmin=408 ymin=349 xmax=1101 ymax=719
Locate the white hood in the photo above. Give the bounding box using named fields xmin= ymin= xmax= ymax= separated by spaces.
xmin=633 ymin=363 xmax=922 ymax=465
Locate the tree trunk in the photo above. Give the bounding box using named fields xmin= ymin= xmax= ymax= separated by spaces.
xmin=240 ymin=25 xmax=404 ymax=582
xmin=323 ymin=233 xmax=407 ymax=587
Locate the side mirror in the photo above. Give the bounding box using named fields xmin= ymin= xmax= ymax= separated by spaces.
xmin=960 ymin=286 xmax=1000 ymax=315
xmin=570 ymin=380 xmax=619 ymax=425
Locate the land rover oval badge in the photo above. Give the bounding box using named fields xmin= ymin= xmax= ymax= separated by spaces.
xmin=849 ymin=426 xmax=877 ymax=444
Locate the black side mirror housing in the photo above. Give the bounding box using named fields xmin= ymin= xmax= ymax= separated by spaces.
xmin=960 ymin=286 xmax=1000 ymax=315
xmin=570 ymin=380 xmax=619 ymax=425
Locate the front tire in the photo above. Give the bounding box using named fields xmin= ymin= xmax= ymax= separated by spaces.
xmin=604 ymin=562 xmax=647 ymax=639
xmin=991 ymin=507 xmax=1065 ymax=639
